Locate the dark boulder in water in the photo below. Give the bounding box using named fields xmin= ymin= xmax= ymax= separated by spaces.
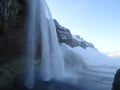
xmin=112 ymin=68 xmax=120 ymax=90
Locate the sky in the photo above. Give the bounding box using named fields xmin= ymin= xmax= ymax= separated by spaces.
xmin=46 ymin=0 xmax=120 ymax=55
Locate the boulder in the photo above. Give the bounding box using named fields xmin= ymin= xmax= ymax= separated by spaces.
xmin=112 ymin=68 xmax=120 ymax=90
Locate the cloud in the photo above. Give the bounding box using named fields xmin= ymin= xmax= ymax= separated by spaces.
xmin=104 ymin=51 xmax=120 ymax=57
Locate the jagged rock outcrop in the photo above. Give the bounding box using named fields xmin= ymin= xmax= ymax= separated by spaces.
xmin=54 ymin=19 xmax=95 ymax=49
xmin=54 ymin=20 xmax=73 ymax=46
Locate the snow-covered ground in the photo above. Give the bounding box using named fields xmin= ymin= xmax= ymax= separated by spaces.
xmin=60 ymin=43 xmax=120 ymax=90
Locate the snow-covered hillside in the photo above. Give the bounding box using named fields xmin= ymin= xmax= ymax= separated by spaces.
xmin=60 ymin=43 xmax=120 ymax=90
xmin=60 ymin=43 xmax=120 ymax=75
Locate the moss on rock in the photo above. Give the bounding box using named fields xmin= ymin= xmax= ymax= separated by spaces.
xmin=0 ymin=58 xmax=26 ymax=89
xmin=0 ymin=58 xmax=41 ymax=89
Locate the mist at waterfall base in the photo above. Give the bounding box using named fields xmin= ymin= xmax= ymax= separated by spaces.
xmin=24 ymin=0 xmax=120 ymax=90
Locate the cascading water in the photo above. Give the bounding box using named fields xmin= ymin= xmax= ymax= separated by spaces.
xmin=25 ymin=0 xmax=64 ymax=89
xmin=25 ymin=0 xmax=36 ymax=88
xmin=38 ymin=0 xmax=64 ymax=81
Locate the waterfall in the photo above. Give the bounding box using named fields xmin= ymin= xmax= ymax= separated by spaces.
xmin=25 ymin=0 xmax=64 ymax=89
xmin=38 ymin=0 xmax=64 ymax=81
xmin=25 ymin=0 xmax=36 ymax=88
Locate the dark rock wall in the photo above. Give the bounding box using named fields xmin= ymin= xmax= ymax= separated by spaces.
xmin=0 ymin=0 xmax=27 ymax=64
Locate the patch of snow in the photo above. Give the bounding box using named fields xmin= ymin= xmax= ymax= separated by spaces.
xmin=72 ymin=35 xmax=83 ymax=42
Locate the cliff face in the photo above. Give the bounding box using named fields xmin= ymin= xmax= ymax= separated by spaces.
xmin=54 ymin=19 xmax=95 ymax=49
xmin=0 ymin=0 xmax=27 ymax=64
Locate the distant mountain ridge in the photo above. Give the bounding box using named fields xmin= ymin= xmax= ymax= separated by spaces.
xmin=54 ymin=20 xmax=95 ymax=49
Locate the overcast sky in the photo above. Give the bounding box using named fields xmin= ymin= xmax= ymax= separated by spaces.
xmin=46 ymin=0 xmax=120 ymax=54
